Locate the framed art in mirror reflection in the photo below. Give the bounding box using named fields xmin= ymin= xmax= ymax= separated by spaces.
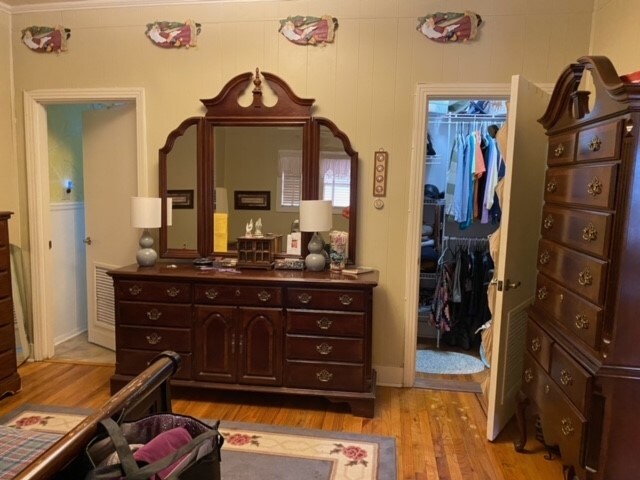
xmin=167 ymin=189 xmax=194 ymax=209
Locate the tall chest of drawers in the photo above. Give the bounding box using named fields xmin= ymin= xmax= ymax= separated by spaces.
xmin=109 ymin=264 xmax=378 ymax=417
xmin=0 ymin=212 xmax=20 ymax=398
xmin=515 ymin=56 xmax=640 ymax=480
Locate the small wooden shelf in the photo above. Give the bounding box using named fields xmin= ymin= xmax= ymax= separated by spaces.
xmin=236 ymin=235 xmax=282 ymax=269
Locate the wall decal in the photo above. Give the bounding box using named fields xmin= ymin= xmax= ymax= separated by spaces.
xmin=21 ymin=25 xmax=70 ymax=53
xmin=278 ymin=15 xmax=338 ymax=46
xmin=417 ymin=11 xmax=482 ymax=43
xmin=145 ymin=20 xmax=201 ymax=48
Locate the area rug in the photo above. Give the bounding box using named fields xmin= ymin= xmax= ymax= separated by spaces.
xmin=416 ymin=348 xmax=486 ymax=374
xmin=0 ymin=405 xmax=396 ymax=480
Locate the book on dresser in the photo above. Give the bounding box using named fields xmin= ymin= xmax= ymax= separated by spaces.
xmin=514 ymin=56 xmax=640 ymax=480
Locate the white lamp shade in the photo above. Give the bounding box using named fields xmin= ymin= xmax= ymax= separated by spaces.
xmin=215 ymin=187 xmax=229 ymax=214
xmin=299 ymin=200 xmax=332 ymax=232
xmin=131 ymin=197 xmax=161 ymax=229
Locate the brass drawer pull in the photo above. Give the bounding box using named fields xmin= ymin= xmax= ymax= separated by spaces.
xmin=537 ymin=286 xmax=548 ymax=301
xmin=339 ymin=294 xmax=353 ymax=306
xmin=316 ymin=369 xmax=333 ymax=382
xmin=543 ymin=215 xmax=554 ymax=230
xmin=166 ymin=286 xmax=180 ymax=297
xmin=129 ymin=285 xmax=142 ymax=296
xmin=316 ymin=343 xmax=333 ymax=355
xmin=146 ymin=308 xmax=162 ymax=321
xmin=587 ymin=177 xmax=603 ymax=196
xmin=554 ymin=143 xmax=564 ymax=157
xmin=316 ymin=317 xmax=333 ymax=330
xmin=298 ymin=293 xmax=312 ymax=304
xmin=531 ymin=337 xmax=541 ymax=352
xmin=588 ymin=136 xmax=602 ymax=152
xmin=257 ymin=290 xmax=272 ymax=302
xmin=544 ymin=384 xmax=550 ymax=394
xmin=546 ymin=178 xmax=557 ymax=193
xmin=235 ymin=289 xmax=241 ymax=297
xmin=146 ymin=332 xmax=162 ymax=345
xmin=205 ymin=288 xmax=219 ymax=300
xmin=578 ymin=268 xmax=593 ymax=286
xmin=539 ymin=250 xmax=550 ymax=265
xmin=523 ymin=368 xmax=533 ymax=383
xmin=575 ymin=314 xmax=589 ymax=330
xmin=559 ymin=369 xmax=573 ymax=386
xmin=561 ymin=417 xmax=575 ymax=436
xmin=582 ymin=223 xmax=598 ymax=242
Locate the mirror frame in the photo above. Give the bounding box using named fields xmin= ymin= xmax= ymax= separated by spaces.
xmin=159 ymin=69 xmax=359 ymax=263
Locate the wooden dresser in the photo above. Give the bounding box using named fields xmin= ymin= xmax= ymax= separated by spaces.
xmin=515 ymin=56 xmax=640 ymax=480
xmin=108 ymin=263 xmax=378 ymax=417
xmin=0 ymin=211 xmax=20 ymax=398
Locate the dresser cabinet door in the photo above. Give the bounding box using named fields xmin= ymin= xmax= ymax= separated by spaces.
xmin=237 ymin=307 xmax=283 ymax=386
xmin=194 ymin=306 xmax=237 ymax=383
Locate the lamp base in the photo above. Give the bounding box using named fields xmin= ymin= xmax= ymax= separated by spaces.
xmin=137 ymin=229 xmax=157 ymax=267
xmin=305 ymin=252 xmax=326 ymax=271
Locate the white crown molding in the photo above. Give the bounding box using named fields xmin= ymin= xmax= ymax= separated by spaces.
xmin=6 ymin=0 xmax=289 ymax=15
xmin=0 ymin=3 xmax=11 ymax=14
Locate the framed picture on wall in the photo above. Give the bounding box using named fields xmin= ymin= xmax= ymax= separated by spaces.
xmin=167 ymin=189 xmax=194 ymax=209
xmin=234 ymin=190 xmax=271 ymax=210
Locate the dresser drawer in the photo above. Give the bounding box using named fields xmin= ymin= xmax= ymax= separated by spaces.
xmin=285 ymin=361 xmax=364 ymax=391
xmin=526 ymin=320 xmax=553 ymax=372
xmin=544 ymin=163 xmax=617 ymax=210
xmin=0 ymin=322 xmax=14 ymax=352
xmin=287 ymin=310 xmax=365 ymax=337
xmin=117 ymin=325 xmax=191 ymax=351
xmin=0 ymin=348 xmax=17 ymax=379
xmin=286 ymin=288 xmax=365 ymax=311
xmin=521 ymin=351 xmax=550 ymax=406
xmin=194 ymin=284 xmax=282 ymax=307
xmin=540 ymin=205 xmax=613 ymax=259
xmin=537 ymin=238 xmax=608 ymax=305
xmin=577 ymin=120 xmax=622 ymax=163
xmin=286 ymin=335 xmax=364 ymax=363
xmin=118 ymin=302 xmax=192 ymax=327
xmin=0 ymin=244 xmax=8 ymax=271
xmin=537 ymin=376 xmax=587 ymax=472
xmin=116 ymin=280 xmax=192 ymax=303
xmin=116 ymin=348 xmax=192 ymax=380
xmin=534 ymin=274 xmax=602 ymax=349
xmin=0 ymin=271 xmax=10 ymax=299
xmin=547 ymin=132 xmax=576 ymax=165
xmin=0 ymin=297 xmax=12 ymax=328
xmin=550 ymin=344 xmax=592 ymax=413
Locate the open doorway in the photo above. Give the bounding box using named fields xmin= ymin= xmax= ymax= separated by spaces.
xmin=23 ymin=88 xmax=147 ymax=361
xmin=416 ymin=97 xmax=508 ymax=393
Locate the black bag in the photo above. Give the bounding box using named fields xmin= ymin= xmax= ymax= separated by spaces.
xmin=84 ymin=413 xmax=223 ymax=480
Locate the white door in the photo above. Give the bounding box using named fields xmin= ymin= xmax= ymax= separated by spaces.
xmin=83 ymin=103 xmax=138 ymax=349
xmin=485 ymin=76 xmax=551 ymax=440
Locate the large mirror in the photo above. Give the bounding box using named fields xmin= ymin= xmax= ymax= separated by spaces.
xmin=159 ymin=70 xmax=359 ymax=263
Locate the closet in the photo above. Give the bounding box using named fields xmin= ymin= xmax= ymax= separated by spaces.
xmin=417 ymin=98 xmax=507 ymax=379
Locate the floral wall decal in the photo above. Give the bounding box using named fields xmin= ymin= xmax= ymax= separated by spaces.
xmin=417 ymin=11 xmax=482 ymax=43
xmin=21 ymin=25 xmax=71 ymax=53
xmin=278 ymin=15 xmax=338 ymax=46
xmin=145 ymin=20 xmax=201 ymax=48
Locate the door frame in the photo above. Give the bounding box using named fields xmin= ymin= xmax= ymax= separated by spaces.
xmin=24 ymin=88 xmax=148 ymax=361
xmin=404 ymin=83 xmax=512 ymax=389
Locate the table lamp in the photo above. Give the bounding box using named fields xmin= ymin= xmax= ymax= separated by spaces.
xmin=299 ymin=200 xmax=333 ymax=271
xmin=131 ymin=196 xmax=161 ymax=267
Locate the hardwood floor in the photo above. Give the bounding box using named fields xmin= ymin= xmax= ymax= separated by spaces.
xmin=0 ymin=361 xmax=563 ymax=480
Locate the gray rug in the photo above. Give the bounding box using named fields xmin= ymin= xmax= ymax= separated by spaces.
xmin=416 ymin=349 xmax=486 ymax=374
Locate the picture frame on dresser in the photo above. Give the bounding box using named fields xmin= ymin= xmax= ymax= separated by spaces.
xmin=515 ymin=56 xmax=640 ymax=480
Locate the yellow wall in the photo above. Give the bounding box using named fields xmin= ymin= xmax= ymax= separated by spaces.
xmin=0 ymin=8 xmax=19 ymax=240
xmin=591 ymin=0 xmax=640 ymax=75
xmin=47 ymin=104 xmax=85 ymax=203
xmin=6 ymin=0 xmax=598 ymax=379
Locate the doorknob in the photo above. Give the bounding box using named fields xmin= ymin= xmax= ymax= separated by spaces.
xmin=83 ymin=236 xmax=92 ymax=245
xmin=497 ymin=279 xmax=521 ymax=291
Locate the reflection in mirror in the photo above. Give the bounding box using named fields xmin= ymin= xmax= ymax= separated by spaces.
xmin=214 ymin=125 xmax=303 ymax=254
xmin=166 ymin=122 xmax=198 ymax=253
